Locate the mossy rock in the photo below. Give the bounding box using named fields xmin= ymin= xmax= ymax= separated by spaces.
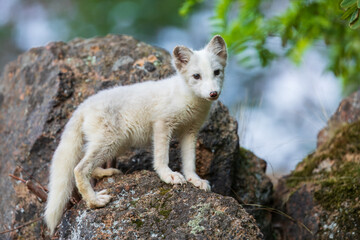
xmin=273 ymin=120 xmax=360 ymax=239
xmin=287 ymin=120 xmax=360 ymax=188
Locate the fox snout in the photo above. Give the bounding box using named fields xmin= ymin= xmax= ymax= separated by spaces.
xmin=209 ymin=91 xmax=218 ymax=99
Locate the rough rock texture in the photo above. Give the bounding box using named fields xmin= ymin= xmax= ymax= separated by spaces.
xmin=0 ymin=34 xmax=272 ymax=239
xmin=59 ymin=171 xmax=263 ymax=240
xmin=273 ymin=90 xmax=360 ymax=240
xmin=317 ymin=89 xmax=360 ymax=147
xmin=233 ymin=148 xmax=273 ymax=239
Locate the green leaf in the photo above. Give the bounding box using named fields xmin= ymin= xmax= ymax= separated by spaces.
xmin=350 ymin=14 xmax=360 ymax=28
xmin=342 ymin=5 xmax=358 ymax=19
xmin=358 ymin=0 xmax=360 ymax=8
xmin=349 ymin=8 xmax=359 ymax=24
xmin=341 ymin=0 xmax=357 ymax=8
xmin=179 ymin=0 xmax=203 ymax=16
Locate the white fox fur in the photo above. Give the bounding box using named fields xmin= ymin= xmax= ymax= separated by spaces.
xmin=44 ymin=35 xmax=227 ymax=234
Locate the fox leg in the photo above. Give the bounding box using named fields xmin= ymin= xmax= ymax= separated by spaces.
xmin=180 ymin=132 xmax=211 ymax=191
xmin=153 ymin=121 xmax=186 ymax=185
xmin=74 ymin=142 xmax=117 ymax=208
xmin=91 ymin=167 xmax=122 ymax=179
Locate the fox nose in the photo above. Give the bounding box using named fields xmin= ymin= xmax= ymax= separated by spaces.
xmin=209 ymin=91 xmax=218 ymax=98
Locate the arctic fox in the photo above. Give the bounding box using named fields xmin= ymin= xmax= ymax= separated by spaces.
xmin=44 ymin=35 xmax=227 ymax=234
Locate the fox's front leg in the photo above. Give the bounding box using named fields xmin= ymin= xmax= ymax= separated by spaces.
xmin=153 ymin=121 xmax=186 ymax=185
xmin=180 ymin=132 xmax=211 ymax=191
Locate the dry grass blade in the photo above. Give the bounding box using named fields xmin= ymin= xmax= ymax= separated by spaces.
xmin=0 ymin=217 xmax=43 ymax=235
xmin=243 ymin=203 xmax=313 ymax=235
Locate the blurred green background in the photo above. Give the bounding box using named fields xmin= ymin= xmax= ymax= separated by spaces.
xmin=0 ymin=0 xmax=188 ymax=69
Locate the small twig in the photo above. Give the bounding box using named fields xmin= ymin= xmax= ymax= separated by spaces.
xmin=26 ymin=180 xmax=48 ymax=202
xmin=0 ymin=217 xmax=43 ymax=235
xmin=230 ymin=188 xmax=313 ymax=235
xmin=9 ymin=174 xmax=48 ymax=202
xmin=16 ymin=165 xmax=49 ymax=192
xmin=243 ymin=203 xmax=313 ymax=235
xmin=8 ymin=174 xmax=26 ymax=183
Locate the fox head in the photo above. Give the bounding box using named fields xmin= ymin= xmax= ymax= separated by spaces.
xmin=173 ymin=35 xmax=227 ymax=101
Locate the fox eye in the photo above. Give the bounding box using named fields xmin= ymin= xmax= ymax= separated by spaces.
xmin=214 ymin=69 xmax=220 ymax=76
xmin=193 ymin=73 xmax=201 ymax=80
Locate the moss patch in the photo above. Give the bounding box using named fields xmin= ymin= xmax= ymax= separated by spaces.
xmin=313 ymin=162 xmax=360 ymax=210
xmin=238 ymin=147 xmax=253 ymax=170
xmin=159 ymin=209 xmax=171 ymax=219
xmin=154 ymin=187 xmax=173 ymax=219
xmin=159 ymin=187 xmax=171 ymax=196
xmin=132 ymin=219 xmax=144 ymax=229
xmin=313 ymin=161 xmax=360 ymax=235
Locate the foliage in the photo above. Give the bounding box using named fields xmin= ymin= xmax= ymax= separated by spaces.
xmin=64 ymin=0 xmax=185 ymax=41
xmin=181 ymin=0 xmax=360 ymax=94
xmin=341 ymin=0 xmax=360 ymax=29
xmin=0 ymin=0 xmax=187 ymax=74
xmin=179 ymin=0 xmax=205 ymax=16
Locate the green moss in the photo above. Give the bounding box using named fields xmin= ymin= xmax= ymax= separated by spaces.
xmin=286 ymin=153 xmax=322 ymax=188
xmin=159 ymin=209 xmax=171 ymax=219
xmin=286 ymin=120 xmax=360 ymax=188
xmin=132 ymin=219 xmax=144 ymax=229
xmin=159 ymin=188 xmax=171 ymax=196
xmin=151 ymin=188 xmax=173 ymax=220
xmin=314 ymin=162 xmax=360 ymax=211
xmin=238 ymin=147 xmax=252 ymax=167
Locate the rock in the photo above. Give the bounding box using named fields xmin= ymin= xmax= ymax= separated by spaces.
xmin=0 ymin=34 xmax=272 ymax=239
xmin=233 ymin=148 xmax=273 ymax=239
xmin=273 ymin=91 xmax=360 ymax=239
xmin=59 ymin=171 xmax=263 ymax=240
xmin=317 ymin=89 xmax=360 ymax=147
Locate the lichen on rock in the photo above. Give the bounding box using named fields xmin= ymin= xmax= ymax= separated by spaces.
xmin=59 ymin=171 xmax=263 ymax=240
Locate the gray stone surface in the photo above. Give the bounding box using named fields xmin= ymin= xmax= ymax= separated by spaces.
xmin=60 ymin=171 xmax=263 ymax=240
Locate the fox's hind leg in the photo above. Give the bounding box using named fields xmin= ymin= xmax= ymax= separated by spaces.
xmin=91 ymin=167 xmax=122 ymax=179
xmin=74 ymin=141 xmax=118 ymax=208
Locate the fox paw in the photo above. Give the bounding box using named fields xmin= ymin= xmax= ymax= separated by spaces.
xmin=88 ymin=189 xmax=112 ymax=208
xmin=92 ymin=167 xmax=122 ymax=179
xmin=187 ymin=177 xmax=211 ymax=191
xmin=160 ymin=171 xmax=186 ymax=185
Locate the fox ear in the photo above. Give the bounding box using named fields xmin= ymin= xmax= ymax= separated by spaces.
xmin=206 ymin=35 xmax=227 ymax=61
xmin=173 ymin=46 xmax=193 ymax=71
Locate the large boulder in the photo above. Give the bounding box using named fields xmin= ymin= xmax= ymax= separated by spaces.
xmin=59 ymin=170 xmax=263 ymax=239
xmin=0 ymin=34 xmax=272 ymax=239
xmin=273 ymin=89 xmax=360 ymax=239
